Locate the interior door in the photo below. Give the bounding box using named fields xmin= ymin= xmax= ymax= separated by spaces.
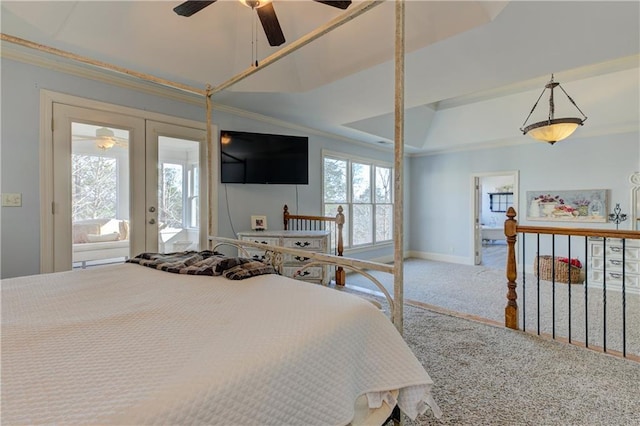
xmin=144 ymin=121 xmax=208 ymax=253
xmin=51 ymin=106 xmax=207 ymax=271
xmin=52 ymin=103 xmax=144 ymax=272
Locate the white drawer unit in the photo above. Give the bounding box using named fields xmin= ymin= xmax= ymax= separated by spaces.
xmin=237 ymin=230 xmax=330 ymax=285
xmin=587 ymin=237 xmax=640 ymax=295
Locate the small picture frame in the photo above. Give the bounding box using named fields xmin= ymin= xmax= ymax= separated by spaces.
xmin=251 ymin=215 xmax=267 ymax=231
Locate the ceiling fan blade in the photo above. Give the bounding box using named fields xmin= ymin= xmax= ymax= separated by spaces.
xmin=173 ymin=1 xmax=217 ymax=17
xmin=312 ymin=0 xmax=352 ymax=10
xmin=256 ymin=3 xmax=285 ymax=47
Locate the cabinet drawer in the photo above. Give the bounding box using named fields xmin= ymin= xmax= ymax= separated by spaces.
xmin=588 ymin=270 xmax=640 ymax=289
xmin=284 ymin=253 xmax=313 ymax=264
xmin=283 ymin=265 xmax=324 ymax=281
xmin=590 ymin=243 xmax=640 ymax=260
xmin=239 ymin=236 xmax=280 ymax=246
xmin=590 ymin=258 xmax=640 ymax=274
xmin=589 ymin=237 xmax=640 ymax=248
xmin=282 ymin=237 xmax=326 ymax=251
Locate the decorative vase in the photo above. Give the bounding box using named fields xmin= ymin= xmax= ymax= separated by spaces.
xmin=540 ymin=202 xmax=557 ymax=217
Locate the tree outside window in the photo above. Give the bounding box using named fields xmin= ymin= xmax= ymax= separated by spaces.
xmin=323 ymin=154 xmax=393 ymax=248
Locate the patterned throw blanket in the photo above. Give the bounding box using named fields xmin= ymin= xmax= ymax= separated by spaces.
xmin=126 ymin=251 xmax=277 ymax=280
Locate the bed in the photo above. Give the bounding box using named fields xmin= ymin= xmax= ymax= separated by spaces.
xmin=1 ymin=255 xmax=441 ymax=425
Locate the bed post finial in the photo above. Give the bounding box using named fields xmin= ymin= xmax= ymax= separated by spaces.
xmin=283 ymin=204 xmax=290 ymax=230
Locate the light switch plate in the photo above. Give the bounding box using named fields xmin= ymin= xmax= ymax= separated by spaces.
xmin=2 ymin=193 xmax=22 ymax=207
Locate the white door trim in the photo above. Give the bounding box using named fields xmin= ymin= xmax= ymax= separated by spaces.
xmin=470 ymin=170 xmax=519 ymax=266
xmin=40 ymin=90 xmax=213 ymax=273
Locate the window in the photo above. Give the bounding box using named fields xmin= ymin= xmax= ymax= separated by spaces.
xmin=323 ymin=152 xmax=393 ymax=248
xmin=489 ymin=192 xmax=513 ymax=213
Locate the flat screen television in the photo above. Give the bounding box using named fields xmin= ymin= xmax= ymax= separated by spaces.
xmin=220 ymin=130 xmax=309 ymax=184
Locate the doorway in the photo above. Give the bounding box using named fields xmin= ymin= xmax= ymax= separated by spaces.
xmin=472 ymin=171 xmax=518 ymax=268
xmin=42 ymin=94 xmax=209 ymax=273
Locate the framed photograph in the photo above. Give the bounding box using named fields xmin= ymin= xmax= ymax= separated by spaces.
xmin=526 ymin=189 xmax=608 ymax=223
xmin=251 ymin=215 xmax=267 ymax=230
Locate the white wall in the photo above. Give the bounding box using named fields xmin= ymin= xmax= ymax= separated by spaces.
xmin=408 ymin=133 xmax=640 ymax=263
xmin=0 ymin=58 xmax=396 ymax=278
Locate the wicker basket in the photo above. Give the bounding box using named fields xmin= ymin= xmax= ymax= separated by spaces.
xmin=533 ymin=255 xmax=583 ymax=284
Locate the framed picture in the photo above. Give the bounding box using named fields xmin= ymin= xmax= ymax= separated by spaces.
xmin=526 ymin=189 xmax=608 ymax=223
xmin=251 ymin=215 xmax=267 ymax=230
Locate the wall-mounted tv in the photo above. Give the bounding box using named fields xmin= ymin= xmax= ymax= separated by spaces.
xmin=220 ymin=130 xmax=309 ymax=184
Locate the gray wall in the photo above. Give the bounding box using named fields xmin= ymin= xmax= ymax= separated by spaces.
xmin=0 ymin=58 xmax=396 ymax=278
xmin=408 ymin=133 xmax=639 ymax=263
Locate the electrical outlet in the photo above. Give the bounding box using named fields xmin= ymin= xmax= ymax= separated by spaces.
xmin=2 ymin=193 xmax=22 ymax=207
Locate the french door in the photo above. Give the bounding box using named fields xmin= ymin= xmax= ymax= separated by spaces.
xmin=48 ymin=103 xmax=207 ymax=272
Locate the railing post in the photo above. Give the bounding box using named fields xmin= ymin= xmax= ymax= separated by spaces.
xmin=283 ymin=204 xmax=290 ymax=230
xmin=505 ymin=207 xmax=519 ymax=329
xmin=335 ymin=205 xmax=346 ymax=285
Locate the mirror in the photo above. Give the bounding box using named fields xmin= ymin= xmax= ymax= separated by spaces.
xmin=631 ymin=172 xmax=640 ymax=230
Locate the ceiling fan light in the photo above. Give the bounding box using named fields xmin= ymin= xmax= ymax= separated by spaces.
xmin=95 ymin=127 xmax=115 ymax=138
xmin=239 ymin=0 xmax=272 ymax=9
xmin=523 ymin=118 xmax=584 ymax=145
xmin=96 ymin=139 xmax=116 ymax=150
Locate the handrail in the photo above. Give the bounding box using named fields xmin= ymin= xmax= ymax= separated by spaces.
xmin=515 ymin=225 xmax=640 ymax=240
xmin=504 ymin=206 xmax=640 ymax=359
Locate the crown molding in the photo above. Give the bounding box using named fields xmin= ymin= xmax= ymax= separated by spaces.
xmin=2 ymin=39 xmax=385 ymax=151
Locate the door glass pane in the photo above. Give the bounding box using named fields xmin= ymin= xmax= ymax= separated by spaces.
xmin=158 ymin=136 xmax=200 ymax=253
xmin=71 ymin=123 xmax=130 ymax=268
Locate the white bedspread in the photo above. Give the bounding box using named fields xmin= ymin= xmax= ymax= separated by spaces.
xmin=1 ymin=264 xmax=440 ymax=425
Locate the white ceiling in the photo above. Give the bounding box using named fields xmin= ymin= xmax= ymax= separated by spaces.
xmin=2 ymin=0 xmax=639 ymax=154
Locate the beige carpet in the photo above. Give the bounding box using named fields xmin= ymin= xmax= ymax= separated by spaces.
xmin=337 ymin=259 xmax=640 ymax=425
xmin=345 ymin=258 xmax=639 ymax=358
xmin=396 ymin=304 xmax=640 ymax=425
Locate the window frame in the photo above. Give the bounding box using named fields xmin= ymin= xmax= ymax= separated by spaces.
xmin=322 ymin=150 xmax=393 ymax=249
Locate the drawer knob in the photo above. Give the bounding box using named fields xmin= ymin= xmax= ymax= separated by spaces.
xmin=610 ymin=259 xmax=622 ymax=266
xmin=295 ymin=256 xmax=310 ymax=262
xmin=610 ymin=246 xmax=622 ymax=253
xmin=295 ymin=241 xmax=311 ymax=247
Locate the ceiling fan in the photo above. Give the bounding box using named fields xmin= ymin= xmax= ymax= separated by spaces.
xmin=73 ymin=127 xmax=128 ymax=151
xmin=173 ymin=0 xmax=352 ymax=47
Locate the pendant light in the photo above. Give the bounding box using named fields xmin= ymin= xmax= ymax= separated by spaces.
xmin=520 ymin=74 xmax=587 ymax=145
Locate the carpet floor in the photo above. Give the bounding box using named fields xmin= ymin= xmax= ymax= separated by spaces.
xmin=338 ymin=258 xmax=640 ymax=425
xmin=399 ymin=304 xmax=640 ymax=425
xmin=345 ymin=258 xmax=639 ymax=357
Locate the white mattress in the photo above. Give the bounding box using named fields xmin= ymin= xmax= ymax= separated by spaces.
xmin=1 ymin=264 xmax=440 ymax=425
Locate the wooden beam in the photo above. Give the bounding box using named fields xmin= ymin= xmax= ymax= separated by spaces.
xmin=392 ymin=0 xmax=405 ymax=335
xmin=0 ymin=33 xmax=208 ymax=97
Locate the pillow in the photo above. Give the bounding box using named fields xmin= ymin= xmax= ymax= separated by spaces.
xmin=223 ymin=260 xmax=277 ymax=280
xmin=86 ymin=232 xmax=120 ymax=243
xmin=119 ymin=220 xmax=129 ymax=241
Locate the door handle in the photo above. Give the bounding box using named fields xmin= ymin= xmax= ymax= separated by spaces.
xmin=148 ymin=218 xmax=156 ymax=225
xmin=148 ymin=206 xmax=156 ymax=213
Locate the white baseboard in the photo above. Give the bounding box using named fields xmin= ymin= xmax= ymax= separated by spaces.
xmin=407 ymin=250 xmax=474 ymax=265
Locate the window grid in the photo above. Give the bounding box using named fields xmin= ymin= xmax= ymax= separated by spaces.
xmin=323 ymin=154 xmax=393 ymax=248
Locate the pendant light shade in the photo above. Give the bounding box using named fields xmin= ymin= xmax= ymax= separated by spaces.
xmin=520 ymin=74 xmax=587 ymax=145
